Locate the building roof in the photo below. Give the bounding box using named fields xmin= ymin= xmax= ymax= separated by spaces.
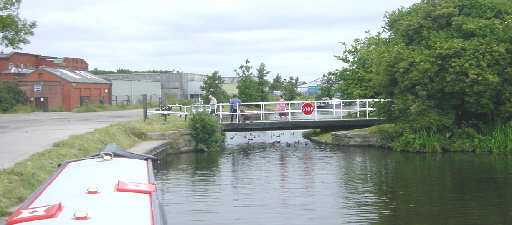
xmin=298 ymin=78 xmax=322 ymax=88
xmin=41 ymin=67 xmax=110 ymax=84
xmin=1 ymin=67 xmax=35 ymax=74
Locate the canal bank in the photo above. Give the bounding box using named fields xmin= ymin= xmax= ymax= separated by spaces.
xmin=303 ymin=128 xmax=382 ymax=147
xmin=0 ymin=115 xmax=192 ymax=218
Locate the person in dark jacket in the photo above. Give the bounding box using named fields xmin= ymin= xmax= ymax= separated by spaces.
xmin=229 ymin=94 xmax=242 ymax=122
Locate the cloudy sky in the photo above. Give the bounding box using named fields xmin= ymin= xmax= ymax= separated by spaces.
xmin=16 ymin=0 xmax=417 ymax=81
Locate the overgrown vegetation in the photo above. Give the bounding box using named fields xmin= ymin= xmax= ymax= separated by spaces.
xmin=0 ymin=115 xmax=186 ymax=216
xmin=302 ymin=129 xmax=333 ymax=143
xmin=325 ymin=0 xmax=512 ymax=152
xmin=0 ymin=81 xmax=28 ymax=112
xmin=188 ymin=112 xmax=224 ymax=151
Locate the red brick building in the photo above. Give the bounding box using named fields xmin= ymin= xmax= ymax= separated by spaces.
xmin=62 ymin=57 xmax=88 ymax=71
xmin=17 ymin=67 xmax=111 ymax=111
xmin=0 ymin=52 xmax=59 ymax=72
xmin=0 ymin=52 xmax=89 ymax=80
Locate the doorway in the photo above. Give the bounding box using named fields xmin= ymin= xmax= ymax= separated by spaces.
xmin=35 ymin=97 xmax=49 ymax=112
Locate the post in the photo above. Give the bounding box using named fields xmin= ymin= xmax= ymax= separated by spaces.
xmin=143 ymin=94 xmax=147 ymax=121
xmin=314 ymin=101 xmax=318 ymax=121
xmin=260 ymin=103 xmax=264 ymax=121
xmin=219 ymin=104 xmax=223 ymax=123
xmin=236 ymin=103 xmax=239 ymax=123
xmin=130 ymin=80 xmax=134 ymax=104
xmin=288 ymin=102 xmax=291 ymax=121
xmin=340 ymin=101 xmax=344 ymax=119
xmin=333 ymin=100 xmax=336 ymax=119
xmin=366 ymin=100 xmax=369 ymax=119
xmin=356 ymin=99 xmax=360 ymax=118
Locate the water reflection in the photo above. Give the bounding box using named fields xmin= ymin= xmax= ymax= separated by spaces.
xmin=154 ymin=131 xmax=512 ymax=225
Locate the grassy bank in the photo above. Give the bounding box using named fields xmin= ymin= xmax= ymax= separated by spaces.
xmin=302 ymin=129 xmax=333 ymax=143
xmin=304 ymin=123 xmax=512 ymax=153
xmin=0 ymin=115 xmax=186 ymax=216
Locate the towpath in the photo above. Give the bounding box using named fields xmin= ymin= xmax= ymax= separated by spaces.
xmin=0 ymin=109 xmax=142 ymax=169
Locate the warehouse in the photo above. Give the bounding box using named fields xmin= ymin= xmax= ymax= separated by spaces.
xmin=17 ymin=67 xmax=111 ymax=111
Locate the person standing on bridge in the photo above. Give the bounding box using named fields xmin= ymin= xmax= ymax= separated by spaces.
xmin=277 ymin=95 xmax=287 ymax=120
xmin=229 ymin=94 xmax=242 ymax=122
xmin=209 ymin=95 xmax=217 ymax=115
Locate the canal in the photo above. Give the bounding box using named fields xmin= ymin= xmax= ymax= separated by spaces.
xmin=154 ymin=130 xmax=512 ymax=224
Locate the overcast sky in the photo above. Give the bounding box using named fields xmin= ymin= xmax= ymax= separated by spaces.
xmin=16 ymin=0 xmax=417 ymax=81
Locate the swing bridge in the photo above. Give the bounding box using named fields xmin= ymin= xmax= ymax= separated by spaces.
xmin=147 ymin=99 xmax=389 ymax=132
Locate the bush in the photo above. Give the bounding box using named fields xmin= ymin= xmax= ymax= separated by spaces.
xmin=188 ymin=112 xmax=224 ymax=151
xmin=0 ymin=81 xmax=28 ymax=112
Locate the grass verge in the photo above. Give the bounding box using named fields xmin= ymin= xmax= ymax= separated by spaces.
xmin=302 ymin=129 xmax=333 ymax=143
xmin=71 ymin=104 xmax=145 ymax=113
xmin=0 ymin=115 xmax=186 ymax=216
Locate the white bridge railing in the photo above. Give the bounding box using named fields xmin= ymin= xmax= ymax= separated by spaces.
xmin=148 ymin=99 xmax=389 ymax=123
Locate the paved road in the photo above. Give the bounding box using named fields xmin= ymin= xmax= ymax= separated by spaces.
xmin=0 ymin=110 xmax=143 ymax=169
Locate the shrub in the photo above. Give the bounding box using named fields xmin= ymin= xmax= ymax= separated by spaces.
xmin=188 ymin=112 xmax=224 ymax=151
xmin=0 ymin=81 xmax=28 ymax=112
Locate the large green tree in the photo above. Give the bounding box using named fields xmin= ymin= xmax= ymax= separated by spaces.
xmin=235 ymin=59 xmax=259 ymax=102
xmin=269 ymin=73 xmax=284 ymax=92
xmin=0 ymin=0 xmax=36 ymax=49
xmin=319 ymin=72 xmax=337 ymax=99
xmin=255 ymin=62 xmax=270 ymax=102
xmin=331 ymin=33 xmax=385 ymax=99
xmin=0 ymin=80 xmax=27 ymax=112
xmin=282 ymin=76 xmax=299 ymax=100
xmin=201 ymin=71 xmax=229 ymax=104
xmin=375 ymin=0 xmax=512 ymax=131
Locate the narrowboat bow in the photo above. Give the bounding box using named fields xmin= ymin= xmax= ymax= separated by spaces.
xmin=3 ymin=144 xmax=165 ymax=225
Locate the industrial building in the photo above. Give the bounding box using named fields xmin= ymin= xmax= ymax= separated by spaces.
xmin=17 ymin=67 xmax=111 ymax=111
xmin=96 ymin=73 xmax=161 ymax=105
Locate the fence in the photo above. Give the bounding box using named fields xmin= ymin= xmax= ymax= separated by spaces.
xmin=147 ymin=99 xmax=389 ymax=123
xmin=112 ymin=94 xmax=160 ymax=105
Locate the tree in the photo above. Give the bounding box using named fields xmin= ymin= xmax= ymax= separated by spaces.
xmin=329 ymin=32 xmax=385 ymax=99
xmin=282 ymin=76 xmax=299 ymax=100
xmin=0 ymin=80 xmax=27 ymax=112
xmin=319 ymin=72 xmax=337 ymax=99
xmin=235 ymin=59 xmax=259 ymax=102
xmin=0 ymin=0 xmax=37 ymax=49
xmin=255 ymin=62 xmax=270 ymax=102
xmin=269 ymin=73 xmax=284 ymax=92
xmin=200 ymin=71 xmax=228 ymax=104
xmin=374 ymin=0 xmax=512 ymax=131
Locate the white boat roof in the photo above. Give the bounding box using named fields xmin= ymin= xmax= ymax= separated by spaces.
xmin=13 ymin=157 xmax=154 ymax=225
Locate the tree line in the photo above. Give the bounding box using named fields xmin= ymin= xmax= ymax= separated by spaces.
xmin=201 ymin=59 xmax=300 ymax=104
xmin=321 ymin=0 xmax=512 ymax=152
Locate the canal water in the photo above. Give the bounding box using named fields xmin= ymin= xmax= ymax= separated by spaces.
xmin=154 ymin=131 xmax=512 ymax=225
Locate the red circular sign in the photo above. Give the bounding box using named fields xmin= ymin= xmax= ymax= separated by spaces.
xmin=302 ymin=102 xmax=314 ymax=115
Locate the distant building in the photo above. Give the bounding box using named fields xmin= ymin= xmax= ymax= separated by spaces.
xmin=221 ymin=76 xmax=239 ymax=96
xmin=298 ymin=78 xmax=322 ymax=96
xmin=161 ymin=72 xmax=206 ymax=102
xmin=96 ymin=73 xmax=162 ymax=105
xmin=17 ymin=67 xmax=111 ymax=111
